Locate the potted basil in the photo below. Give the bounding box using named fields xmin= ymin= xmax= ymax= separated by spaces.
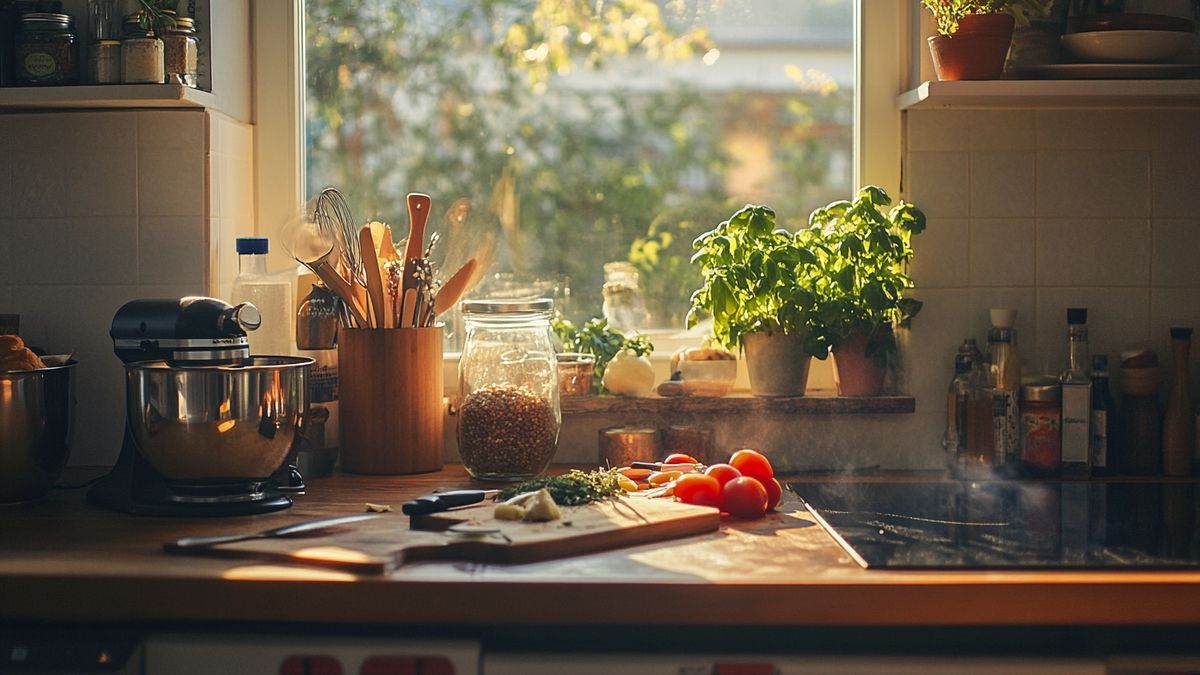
xmin=803 ymin=186 xmax=925 ymax=396
xmin=922 ymin=0 xmax=1052 ymax=80
xmin=687 ymin=205 xmax=824 ymax=397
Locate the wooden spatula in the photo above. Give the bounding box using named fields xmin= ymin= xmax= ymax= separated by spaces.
xmin=359 ymin=227 xmax=386 ymax=329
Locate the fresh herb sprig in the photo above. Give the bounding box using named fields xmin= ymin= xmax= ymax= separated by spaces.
xmin=497 ymin=468 xmax=625 ymax=506
xmin=552 ymin=316 xmax=654 ymax=392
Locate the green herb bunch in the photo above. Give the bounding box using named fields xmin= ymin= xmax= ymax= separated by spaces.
xmin=922 ymin=0 xmax=1053 ymax=36
xmin=801 ymin=186 xmax=925 ymax=368
xmin=552 ymin=316 xmax=653 ymax=392
xmin=136 ymin=0 xmax=178 ymax=33
xmin=687 ymin=204 xmax=826 ymax=357
xmin=497 ymin=468 xmax=625 ymax=506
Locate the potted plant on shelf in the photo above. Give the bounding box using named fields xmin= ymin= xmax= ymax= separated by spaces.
xmin=802 ymin=186 xmax=925 ymax=397
xmin=688 ymin=204 xmax=824 ymax=397
xmin=922 ymin=0 xmax=1053 ymax=80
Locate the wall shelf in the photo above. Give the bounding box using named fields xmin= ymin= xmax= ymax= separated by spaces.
xmin=561 ymin=391 xmax=915 ymax=416
xmin=899 ymin=79 xmax=1200 ymax=110
xmin=0 ymin=84 xmax=217 ymax=112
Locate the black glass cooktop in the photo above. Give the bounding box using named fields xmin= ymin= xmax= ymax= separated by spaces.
xmin=792 ymin=481 xmax=1200 ymax=569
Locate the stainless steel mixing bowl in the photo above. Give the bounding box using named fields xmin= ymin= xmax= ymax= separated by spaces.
xmin=0 ymin=362 xmax=76 ymax=503
xmin=125 ymin=357 xmax=313 ymax=485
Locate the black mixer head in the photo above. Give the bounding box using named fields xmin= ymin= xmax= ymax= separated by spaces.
xmin=111 ymin=297 xmax=261 ymax=365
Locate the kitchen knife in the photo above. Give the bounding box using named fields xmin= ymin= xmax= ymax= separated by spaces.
xmin=165 ymin=514 xmax=381 ymax=550
xmin=401 ymin=489 xmax=499 ymax=516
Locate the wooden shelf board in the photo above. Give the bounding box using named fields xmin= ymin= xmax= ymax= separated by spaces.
xmin=561 ymin=390 xmax=915 ymax=416
xmin=899 ymin=79 xmax=1200 ymax=110
xmin=0 ymin=84 xmax=217 ymax=111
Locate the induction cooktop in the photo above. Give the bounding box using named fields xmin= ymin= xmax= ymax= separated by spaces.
xmin=791 ymin=480 xmax=1200 ymax=569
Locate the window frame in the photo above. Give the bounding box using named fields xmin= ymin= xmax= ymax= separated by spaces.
xmin=252 ymin=0 xmax=910 ymax=394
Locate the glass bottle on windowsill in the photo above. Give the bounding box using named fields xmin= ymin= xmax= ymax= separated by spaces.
xmin=1089 ymin=354 xmax=1117 ymax=477
xmin=988 ymin=309 xmax=1021 ymax=476
xmin=1059 ymin=308 xmax=1092 ymax=478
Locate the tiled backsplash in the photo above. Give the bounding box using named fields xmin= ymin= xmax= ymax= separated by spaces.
xmin=0 ymin=109 xmax=254 ymax=466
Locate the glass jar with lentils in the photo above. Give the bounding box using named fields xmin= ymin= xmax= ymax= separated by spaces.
xmin=457 ymin=298 xmax=561 ymax=481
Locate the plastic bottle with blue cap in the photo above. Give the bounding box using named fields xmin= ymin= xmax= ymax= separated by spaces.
xmin=230 ymin=237 xmax=294 ymax=356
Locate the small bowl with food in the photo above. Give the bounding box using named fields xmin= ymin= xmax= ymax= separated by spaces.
xmin=670 ymin=346 xmax=737 ymax=397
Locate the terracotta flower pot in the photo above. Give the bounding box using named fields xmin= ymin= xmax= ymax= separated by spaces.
xmin=742 ymin=331 xmax=812 ymax=398
xmin=831 ymin=330 xmax=886 ymax=397
xmin=928 ymin=13 xmax=1015 ymax=81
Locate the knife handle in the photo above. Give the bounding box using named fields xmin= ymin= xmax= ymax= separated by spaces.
xmin=402 ymin=490 xmax=490 ymax=516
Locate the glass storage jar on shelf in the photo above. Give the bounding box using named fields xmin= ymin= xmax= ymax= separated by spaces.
xmin=15 ymin=12 xmax=79 ymax=85
xmin=457 ymin=298 xmax=561 ymax=481
xmin=162 ymin=16 xmax=197 ymax=86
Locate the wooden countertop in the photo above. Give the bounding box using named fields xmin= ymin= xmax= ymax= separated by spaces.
xmin=4 ymin=466 xmax=1200 ymax=628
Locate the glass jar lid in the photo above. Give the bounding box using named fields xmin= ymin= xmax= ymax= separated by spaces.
xmin=461 ymin=298 xmax=554 ymax=315
xmin=1021 ymin=381 xmax=1061 ymax=403
xmin=168 ymin=17 xmax=195 ymax=33
xmin=21 ymin=12 xmax=73 ymax=30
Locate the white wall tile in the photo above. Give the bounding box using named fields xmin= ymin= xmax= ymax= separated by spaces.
xmin=1152 ymin=219 xmax=1200 ymax=287
xmin=137 ymin=110 xmax=206 ymax=150
xmin=1036 ymin=150 xmax=1149 ymax=218
xmin=0 ymin=222 xmax=10 ymax=286
xmin=6 ymin=217 xmax=137 ymax=285
xmin=970 ymin=151 xmax=1035 ymax=218
xmin=10 ymin=142 xmax=137 ymax=218
xmin=969 ymin=218 xmax=1035 ymax=287
xmin=906 ymin=151 xmax=969 ymax=219
xmin=0 ymin=123 xmax=11 ymax=216
xmin=1037 ymin=218 xmax=1150 ymax=287
xmin=907 ymin=110 xmax=969 ymax=151
xmin=969 ymin=110 xmax=1036 ymax=151
xmin=910 ymin=218 xmax=968 ymax=288
xmin=7 ymin=284 xmax=139 ymax=466
xmin=1036 ymin=110 xmax=1150 ymax=150
xmin=218 ymin=155 xmax=255 ymax=223
xmin=9 ymin=112 xmax=135 ymax=152
xmin=0 ymin=285 xmax=12 ymax=310
xmin=1034 ymin=288 xmax=1151 ymax=377
xmin=138 ymin=149 xmax=207 ymax=218
xmin=1151 ymin=143 xmax=1200 ymax=218
xmin=138 ymin=217 xmax=206 ymax=286
xmin=901 ymin=287 xmax=972 ymax=430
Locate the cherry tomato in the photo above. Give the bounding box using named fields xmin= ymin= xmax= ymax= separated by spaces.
xmin=674 ymin=474 xmax=722 ymax=508
xmin=722 ymin=477 xmax=768 ymax=519
xmin=764 ymin=477 xmax=783 ymax=511
xmin=663 ymin=452 xmax=699 ymax=466
xmin=729 ymin=448 xmax=774 ymax=483
xmin=704 ymin=463 xmax=742 ymax=489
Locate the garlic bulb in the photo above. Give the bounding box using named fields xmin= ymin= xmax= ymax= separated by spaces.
xmin=602 ymin=349 xmax=655 ymax=397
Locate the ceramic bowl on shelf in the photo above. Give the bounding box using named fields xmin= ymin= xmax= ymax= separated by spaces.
xmin=1061 ymin=29 xmax=1193 ymax=63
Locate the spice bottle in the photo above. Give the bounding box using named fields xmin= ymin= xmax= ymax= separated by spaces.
xmin=1163 ymin=327 xmax=1194 ymax=476
xmin=988 ymin=309 xmax=1021 ymax=473
xmin=1059 ymin=308 xmax=1092 ymax=477
xmin=161 ymin=15 xmax=197 ymax=86
xmin=15 ymin=12 xmax=79 ymax=85
xmin=1020 ymin=380 xmax=1061 ymax=477
xmin=458 ymin=298 xmax=561 ymax=481
xmin=1089 ymin=354 xmax=1117 ymax=476
xmin=944 ymin=344 xmax=973 ymax=474
xmin=1119 ymin=347 xmax=1161 ymax=475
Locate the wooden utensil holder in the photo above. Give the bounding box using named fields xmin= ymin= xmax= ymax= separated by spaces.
xmin=338 ymin=327 xmax=444 ymax=474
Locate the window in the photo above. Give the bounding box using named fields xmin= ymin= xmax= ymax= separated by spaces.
xmin=300 ymin=0 xmax=864 ymax=341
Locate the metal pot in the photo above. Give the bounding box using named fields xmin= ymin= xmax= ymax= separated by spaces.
xmin=0 ymin=362 xmax=76 ymax=503
xmin=125 ymin=356 xmax=312 ymax=485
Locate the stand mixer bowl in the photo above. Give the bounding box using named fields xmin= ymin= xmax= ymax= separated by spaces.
xmin=124 ymin=357 xmax=312 ymax=486
xmin=0 ymin=362 xmax=76 ymax=503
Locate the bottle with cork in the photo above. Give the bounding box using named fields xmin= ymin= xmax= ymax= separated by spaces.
xmin=1119 ymin=346 xmax=1161 ymax=475
xmin=1163 ymin=327 xmax=1194 ymax=476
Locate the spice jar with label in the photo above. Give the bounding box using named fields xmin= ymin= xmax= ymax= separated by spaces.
xmin=1019 ymin=380 xmax=1061 ymax=477
xmin=15 ymin=12 xmax=79 ymax=85
xmin=457 ymin=298 xmax=561 ymax=481
xmin=120 ymin=14 xmax=162 ymax=84
xmin=161 ymin=15 xmax=197 ymax=86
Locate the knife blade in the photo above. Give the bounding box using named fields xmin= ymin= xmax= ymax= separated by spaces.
xmin=166 ymin=513 xmax=381 ymax=550
xmin=401 ymin=489 xmax=499 ymax=517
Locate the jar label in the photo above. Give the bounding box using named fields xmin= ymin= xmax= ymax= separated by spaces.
xmin=23 ymin=52 xmax=57 ymax=78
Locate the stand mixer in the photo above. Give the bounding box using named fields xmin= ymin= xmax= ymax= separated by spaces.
xmin=88 ymin=297 xmax=314 ymax=516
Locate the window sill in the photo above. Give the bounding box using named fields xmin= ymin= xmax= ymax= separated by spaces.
xmin=560 ymin=391 xmax=914 ymax=416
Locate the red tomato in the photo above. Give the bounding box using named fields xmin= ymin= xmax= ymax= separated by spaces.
xmin=663 ymin=452 xmax=699 ymax=466
xmin=722 ymin=477 xmax=768 ymax=519
xmin=764 ymin=477 xmax=783 ymax=511
xmin=674 ymin=474 xmax=722 ymax=508
xmin=704 ymin=463 xmax=742 ymax=489
xmin=729 ymin=448 xmax=774 ymax=483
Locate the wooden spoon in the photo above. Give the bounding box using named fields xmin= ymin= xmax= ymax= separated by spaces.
xmin=402 ymin=193 xmax=432 ymax=267
xmin=433 ymin=258 xmax=478 ymax=316
xmin=359 ymin=227 xmax=386 ymax=329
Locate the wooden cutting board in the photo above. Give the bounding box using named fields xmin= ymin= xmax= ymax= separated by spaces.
xmin=166 ymin=497 xmax=720 ymax=574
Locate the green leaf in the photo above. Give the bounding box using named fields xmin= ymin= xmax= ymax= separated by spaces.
xmin=859 ymin=185 xmax=891 ymax=207
xmin=836 ymin=265 xmax=856 ymax=292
